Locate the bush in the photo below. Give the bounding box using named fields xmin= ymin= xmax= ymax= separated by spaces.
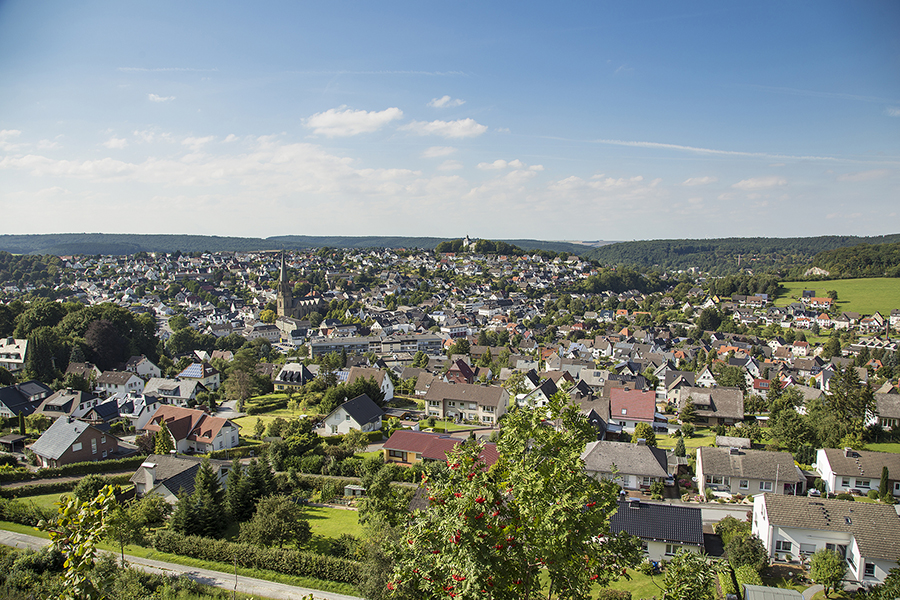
xmin=0 ymin=453 xmax=18 ymax=468
xmin=0 ymin=474 xmax=131 ymax=500
xmin=725 ymin=535 xmax=768 ymax=572
xmin=719 ymin=569 xmax=737 ymax=597
xmin=152 ymin=529 xmax=361 ymax=584
xmin=595 ymin=590 xmax=631 ymax=600
xmin=208 ymin=443 xmax=270 ymax=460
xmin=868 ymin=489 xmax=880 ymax=500
xmin=0 ymin=497 xmax=55 ymax=526
xmin=735 ymin=564 xmax=764 ymax=586
xmin=681 ymin=423 xmax=695 ymax=438
xmin=0 ymin=455 xmax=148 ymax=483
xmin=836 ymin=493 xmax=854 ymax=501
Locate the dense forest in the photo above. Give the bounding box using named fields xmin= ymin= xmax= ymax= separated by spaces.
xmin=0 ymin=234 xmax=592 ymax=256
xmin=583 ymin=234 xmax=900 ymax=275
xmin=804 ymin=241 xmax=900 ymax=278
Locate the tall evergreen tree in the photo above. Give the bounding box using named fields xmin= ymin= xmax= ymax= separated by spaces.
xmin=226 ymin=458 xmax=252 ymax=521
xmin=881 ymin=466 xmax=890 ymax=498
xmin=154 ymin=421 xmax=174 ymax=454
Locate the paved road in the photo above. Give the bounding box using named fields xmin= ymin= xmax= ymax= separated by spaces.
xmin=0 ymin=530 xmax=362 ymax=600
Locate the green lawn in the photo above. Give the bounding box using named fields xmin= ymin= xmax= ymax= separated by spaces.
xmin=656 ymin=428 xmax=717 ymax=450
xmin=305 ymin=505 xmax=362 ymax=539
xmin=601 ymin=569 xmax=663 ymax=599
xmin=774 ymin=278 xmax=900 ymax=316
xmin=864 ymin=442 xmax=900 ymax=454
xmin=429 ymin=420 xmax=479 ymax=432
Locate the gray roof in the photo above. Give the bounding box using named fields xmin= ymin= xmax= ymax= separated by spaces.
xmin=30 ymin=417 xmax=102 ymax=460
xmin=875 ymin=393 xmax=900 ymax=420
xmin=330 ymin=394 xmax=383 ymax=426
xmin=761 ymin=493 xmax=900 ymax=562
xmin=742 ymin=584 xmax=803 ymax=600
xmin=715 ymin=436 xmax=751 ymax=449
xmin=820 ymin=447 xmax=900 ymax=480
xmin=698 ymin=447 xmax=804 ymax=483
xmin=581 ymin=440 xmax=670 ymax=478
xmin=130 ymin=453 xmax=230 ymax=497
xmin=424 ymin=381 xmax=509 ymax=408
xmin=678 ymin=386 xmax=744 ymax=421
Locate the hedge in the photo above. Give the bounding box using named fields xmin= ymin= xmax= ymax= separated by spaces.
xmin=321 ymin=431 xmax=384 ymax=446
xmin=152 ymin=530 xmax=361 ymax=584
xmin=0 ymin=455 xmax=147 ymax=483
xmin=207 ymin=444 xmax=269 ymax=460
xmin=0 ymin=497 xmax=55 ymax=527
xmin=0 ymin=474 xmax=132 ymax=499
xmin=735 ymin=565 xmax=764 ymax=587
xmin=596 ymin=591 xmax=631 ymax=600
xmin=719 ymin=570 xmax=737 ymax=597
xmin=244 ymin=400 xmax=289 ymax=415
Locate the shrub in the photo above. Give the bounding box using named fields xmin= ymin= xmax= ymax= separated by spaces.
xmin=868 ymin=489 xmax=880 ymax=500
xmin=719 ymin=569 xmax=737 ymax=597
xmin=735 ymin=564 xmax=764 ymax=587
xmin=681 ymin=423 xmax=695 ymax=438
xmin=152 ymin=530 xmax=361 ymax=584
xmin=835 ymin=493 xmax=854 ymax=501
xmin=208 ymin=443 xmax=270 ymax=460
xmin=725 ymin=535 xmax=768 ymax=572
xmin=595 ymin=590 xmax=631 ymax=600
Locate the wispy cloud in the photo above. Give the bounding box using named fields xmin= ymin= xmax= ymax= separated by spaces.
xmin=437 ymin=160 xmax=463 ymax=171
xmin=289 ymin=70 xmax=467 ymax=76
xmin=305 ymin=106 xmax=403 ymax=137
xmin=148 ymin=94 xmax=176 ymax=103
xmin=422 ymin=146 xmax=456 ymax=158
xmin=102 ymin=137 xmax=128 ymax=149
xmin=182 ymin=136 xmax=216 ymax=151
xmin=476 ymin=159 xmax=542 ymax=171
xmin=0 ymin=129 xmax=22 ymax=151
xmin=731 ymin=176 xmax=786 ymax=190
xmin=120 ymin=67 xmax=218 ymax=72
xmin=682 ymin=176 xmax=717 ymax=186
xmin=428 ymin=95 xmax=465 ymax=108
xmin=836 ymin=169 xmax=890 ymax=182
xmin=589 ymin=138 xmax=840 ymax=162
xmin=736 ymin=84 xmax=895 ymax=104
xmin=401 ymin=118 xmax=487 ymax=139
xmin=886 ymin=107 xmax=900 ymax=117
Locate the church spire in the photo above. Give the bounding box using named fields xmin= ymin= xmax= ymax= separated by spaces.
xmin=280 ymin=250 xmax=286 ymax=283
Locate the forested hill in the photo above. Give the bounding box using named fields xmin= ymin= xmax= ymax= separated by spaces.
xmin=807 ymin=241 xmax=900 ymax=278
xmin=583 ymin=234 xmax=900 ymax=275
xmin=0 ymin=233 xmax=597 ymax=256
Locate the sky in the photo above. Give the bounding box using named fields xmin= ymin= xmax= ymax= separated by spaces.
xmin=1 ymin=1 xmax=898 ymax=242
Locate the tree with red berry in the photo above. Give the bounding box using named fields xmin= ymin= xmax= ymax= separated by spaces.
xmin=389 ymin=389 xmax=641 ymax=599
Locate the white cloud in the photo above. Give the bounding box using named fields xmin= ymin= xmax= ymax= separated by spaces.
xmin=688 ymin=197 xmax=703 ymax=205
xmin=495 ymin=127 xmax=511 ymax=134
xmin=837 ymin=169 xmax=890 ymax=182
xmin=102 ymin=137 xmax=128 ymax=149
xmin=401 ymin=118 xmax=487 ymax=139
xmin=682 ymin=176 xmax=717 ymax=186
xmin=731 ymin=176 xmax=786 ymax=190
xmin=224 ymin=134 xmax=239 ymax=143
xmin=885 ymin=107 xmax=900 ymax=117
xmin=182 ymin=136 xmax=216 ymax=151
xmin=428 ymin=95 xmax=465 ymax=108
xmin=148 ymin=94 xmax=175 ymax=103
xmin=37 ymin=139 xmax=60 ymax=150
xmin=422 ymin=146 xmax=456 ymax=158
xmin=305 ymin=106 xmax=403 ymax=137
xmin=0 ymin=129 xmax=22 ymax=151
xmin=437 ymin=160 xmax=463 ymax=171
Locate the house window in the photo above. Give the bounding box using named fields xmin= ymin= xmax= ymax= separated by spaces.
xmin=665 ymin=544 xmax=679 ymax=556
xmin=640 ymin=541 xmax=648 ymax=554
xmin=101 ymin=436 xmax=106 ymax=444
xmin=231 ymin=435 xmax=235 ymax=444
xmin=739 ymin=480 xmax=749 ymax=490
xmin=642 ymin=477 xmax=652 ymax=486
xmin=775 ymin=540 xmax=792 ymax=553
xmin=858 ymin=479 xmax=870 ymax=488
xmin=73 ymin=442 xmax=82 ymax=452
xmin=219 ymin=441 xmax=223 ymax=449
xmin=102 ymin=450 xmax=107 ymax=458
xmin=759 ymin=481 xmax=773 ymax=491
xmin=91 ymin=438 xmax=97 ymax=454
xmin=865 ymin=563 xmax=875 ymax=577
xmin=800 ymin=544 xmax=816 ymax=555
xmin=388 ymin=450 xmax=405 ymax=459
xmin=842 ymin=478 xmax=852 ymax=488
xmin=482 ymin=416 xmax=493 ymax=423
xmin=345 ymin=415 xmax=351 ymax=421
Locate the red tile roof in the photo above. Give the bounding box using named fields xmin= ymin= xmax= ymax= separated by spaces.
xmin=383 ymin=430 xmax=499 ymax=466
xmin=609 ymin=388 xmax=656 ymax=422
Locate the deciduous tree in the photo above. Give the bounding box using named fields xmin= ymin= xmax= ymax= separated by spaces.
xmin=809 ymin=549 xmax=846 ymax=598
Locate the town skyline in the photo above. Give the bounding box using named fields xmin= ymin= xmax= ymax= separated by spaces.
xmin=1 ymin=1 xmax=898 ymax=240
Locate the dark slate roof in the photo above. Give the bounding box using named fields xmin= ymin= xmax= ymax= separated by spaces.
xmin=0 ymin=381 xmax=52 ymax=416
xmin=761 ymin=493 xmax=900 ymax=562
xmin=609 ymin=500 xmax=704 ymax=547
xmin=698 ymin=447 xmax=804 ymax=483
xmin=333 ymin=394 xmax=383 ymax=426
xmin=30 ymin=417 xmax=107 ymax=461
xmin=130 ymin=453 xmax=229 ymax=496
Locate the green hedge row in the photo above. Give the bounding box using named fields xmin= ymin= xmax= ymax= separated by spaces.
xmin=321 ymin=430 xmax=384 ymax=446
xmin=207 ymin=444 xmax=270 ymax=460
xmin=0 ymin=455 xmax=147 ymax=483
xmin=596 ymin=591 xmax=631 ymax=600
xmin=0 ymin=474 xmax=132 ymax=499
xmin=245 ymin=400 xmax=289 ymax=415
xmin=0 ymin=497 xmax=54 ymax=527
xmin=151 ymin=530 xmax=361 ymax=584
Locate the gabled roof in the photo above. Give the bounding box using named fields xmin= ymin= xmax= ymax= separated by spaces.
xmin=608 ymin=388 xmax=656 ymax=422
xmin=761 ymin=493 xmax=900 ymax=562
xmin=698 ymin=447 xmax=804 ymax=483
xmin=129 ymin=453 xmax=230 ymax=497
xmin=143 ymin=405 xmax=236 ymax=444
xmin=581 ymin=440 xmax=669 ymax=478
xmin=819 ymin=447 xmax=900 ymax=480
xmin=30 ymin=417 xmax=111 ymax=460
xmin=347 ymin=367 xmax=386 ymax=388
xmin=98 ymin=370 xmax=138 ymax=385
xmin=0 ymin=381 xmax=52 ymax=416
xmin=678 ymin=386 xmax=744 ymax=421
xmin=609 ymin=500 xmax=704 ymax=547
xmin=176 ymin=362 xmax=219 ymax=379
xmin=383 ymin=430 xmax=499 ymax=466
xmin=329 ymin=394 xmax=383 ymax=426
xmin=424 ymin=381 xmax=509 ymax=408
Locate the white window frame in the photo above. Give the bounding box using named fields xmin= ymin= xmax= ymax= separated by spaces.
xmin=858 ymin=479 xmax=870 ymax=488
xmin=775 ymin=540 xmax=792 ymax=552
xmin=842 ymin=477 xmax=852 ymax=488
xmin=865 ymin=563 xmax=875 ymax=577
xmin=665 ymin=544 xmax=679 ymax=556
xmin=759 ymin=481 xmax=773 ymax=492
xmin=739 ymin=479 xmax=749 ymax=490
xmin=72 ymin=442 xmax=82 ymax=452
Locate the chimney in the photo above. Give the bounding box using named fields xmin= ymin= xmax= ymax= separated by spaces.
xmin=844 ymin=447 xmax=853 ymax=457
xmin=141 ymin=461 xmax=157 ymax=488
xmin=636 ymin=438 xmax=647 ymax=446
xmin=729 ymin=447 xmax=740 ymax=455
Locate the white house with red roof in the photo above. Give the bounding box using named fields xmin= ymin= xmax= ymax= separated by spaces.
xmin=608 ymin=388 xmax=660 ymax=433
xmin=141 ymin=405 xmax=239 ymax=453
xmin=382 ymin=430 xmax=499 ymax=467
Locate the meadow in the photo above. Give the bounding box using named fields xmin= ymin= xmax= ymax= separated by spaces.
xmin=774 ymin=278 xmax=900 ymax=317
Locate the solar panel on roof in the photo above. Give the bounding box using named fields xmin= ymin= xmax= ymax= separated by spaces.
xmin=179 ymin=364 xmax=204 ymax=378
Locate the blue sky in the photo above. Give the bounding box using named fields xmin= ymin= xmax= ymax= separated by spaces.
xmin=1 ymin=1 xmax=898 ymax=241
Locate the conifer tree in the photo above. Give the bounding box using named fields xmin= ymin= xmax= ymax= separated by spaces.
xmin=154 ymin=420 xmax=174 ymax=454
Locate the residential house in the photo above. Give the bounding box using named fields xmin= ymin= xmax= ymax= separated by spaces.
xmin=347 ymin=367 xmax=394 ymax=401
xmin=677 ymin=387 xmax=744 ymax=426
xmin=125 ymin=355 xmax=162 ymax=379
xmin=65 ymin=362 xmax=102 ymax=382
xmin=695 ymin=366 xmax=717 ymax=388
xmin=608 ymin=388 xmax=660 ymax=433
xmin=130 ymin=453 xmax=232 ymax=503
xmin=322 ymin=394 xmax=384 ymax=435
xmin=97 ymin=371 xmax=145 ymax=396
xmin=609 ymin=499 xmax=704 ymax=561
xmin=870 ymin=393 xmax=900 ymax=431
xmin=423 ymin=381 xmax=509 ymax=425
xmin=143 ymin=378 xmax=207 ymax=407
xmin=36 ymin=389 xmax=101 ymax=420
xmin=141 ymin=405 xmax=240 ymax=453
xmin=29 ymin=417 xmax=125 ymax=467
xmin=382 ymin=430 xmax=499 ymax=467
xmin=697 ymin=447 xmax=805 ymax=496
xmin=0 ymin=381 xmax=52 ymax=418
xmin=445 ymin=359 xmax=476 ymax=384
xmin=581 ymin=440 xmax=671 ymax=490
xmin=175 ymin=363 xmax=221 ymax=391
xmin=519 ymin=377 xmax=558 ymax=408
xmin=752 ymin=493 xmax=900 ymax=585
xmin=273 ymin=363 xmax=315 ymax=392
xmin=0 ymin=338 xmax=27 ymax=373
xmin=815 ymin=447 xmax=900 ymax=496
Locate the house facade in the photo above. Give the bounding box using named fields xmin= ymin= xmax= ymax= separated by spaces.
xmin=142 ymin=405 xmax=240 ymax=453
xmin=322 ymin=393 xmax=383 ymax=435
xmin=423 ymin=381 xmax=509 ymax=425
xmin=581 ymin=440 xmax=670 ymax=490
xmin=815 ymin=447 xmax=900 ymax=496
xmin=29 ymin=417 xmax=123 ymax=467
xmin=697 ymin=447 xmax=805 ymax=496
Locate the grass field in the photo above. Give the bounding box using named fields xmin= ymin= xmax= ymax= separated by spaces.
xmin=774 ymin=278 xmax=900 ymax=316
xmin=864 ymin=442 xmax=900 ymax=454
xmin=655 ymin=428 xmax=717 ymax=451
